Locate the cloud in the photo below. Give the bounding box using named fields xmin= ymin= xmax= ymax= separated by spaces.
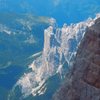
xmin=53 ymin=0 xmax=61 ymax=6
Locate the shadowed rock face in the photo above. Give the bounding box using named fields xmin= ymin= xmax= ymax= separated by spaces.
xmin=53 ymin=17 xmax=100 ymax=100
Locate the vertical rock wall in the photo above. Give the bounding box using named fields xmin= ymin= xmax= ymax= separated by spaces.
xmin=53 ymin=17 xmax=100 ymax=100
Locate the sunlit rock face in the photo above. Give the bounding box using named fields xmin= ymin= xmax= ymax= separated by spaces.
xmin=53 ymin=17 xmax=100 ymax=100
xmin=9 ymin=16 xmax=97 ymax=99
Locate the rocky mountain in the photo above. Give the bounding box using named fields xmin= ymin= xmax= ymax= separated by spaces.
xmin=9 ymin=14 xmax=100 ymax=100
xmin=53 ymin=16 xmax=100 ymax=100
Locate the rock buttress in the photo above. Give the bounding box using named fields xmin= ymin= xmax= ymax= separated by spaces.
xmin=53 ymin=18 xmax=100 ymax=100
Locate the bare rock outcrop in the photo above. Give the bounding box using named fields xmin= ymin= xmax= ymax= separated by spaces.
xmin=53 ymin=17 xmax=100 ymax=100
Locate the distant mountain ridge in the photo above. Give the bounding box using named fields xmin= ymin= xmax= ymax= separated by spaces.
xmin=0 ymin=13 xmax=50 ymax=99
xmin=0 ymin=13 xmax=49 ymax=68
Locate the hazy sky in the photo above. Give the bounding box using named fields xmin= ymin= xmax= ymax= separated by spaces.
xmin=0 ymin=0 xmax=100 ymax=25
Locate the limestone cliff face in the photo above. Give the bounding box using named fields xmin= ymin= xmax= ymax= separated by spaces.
xmin=53 ymin=17 xmax=100 ymax=100
xmin=11 ymin=16 xmax=97 ymax=98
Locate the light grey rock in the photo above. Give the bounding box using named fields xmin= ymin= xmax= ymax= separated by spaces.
xmin=13 ymin=15 xmax=97 ymax=98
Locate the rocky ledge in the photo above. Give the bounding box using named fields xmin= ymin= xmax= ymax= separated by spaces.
xmin=53 ymin=17 xmax=100 ymax=100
